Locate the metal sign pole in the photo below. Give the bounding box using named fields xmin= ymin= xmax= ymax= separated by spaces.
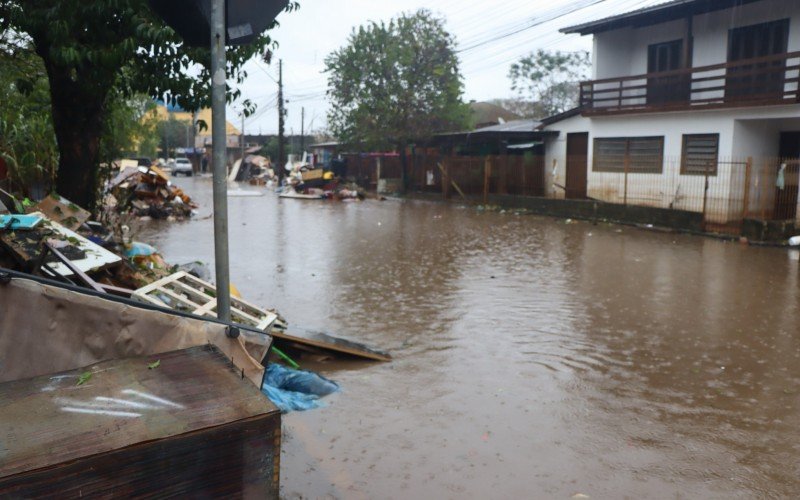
xmin=210 ymin=0 xmax=232 ymax=322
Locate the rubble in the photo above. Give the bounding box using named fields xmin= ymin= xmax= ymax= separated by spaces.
xmin=106 ymin=165 xmax=197 ymax=220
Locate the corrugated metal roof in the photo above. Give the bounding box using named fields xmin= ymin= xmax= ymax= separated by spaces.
xmin=472 ymin=119 xmax=540 ymax=133
xmin=561 ymin=0 xmax=762 ymax=35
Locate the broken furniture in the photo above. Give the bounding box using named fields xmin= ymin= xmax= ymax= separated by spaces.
xmin=0 ymin=212 xmax=121 ymax=279
xmin=133 ymin=271 xmax=391 ymax=362
xmin=31 ymin=194 xmax=90 ymax=231
xmin=0 ymin=346 xmax=280 ymax=497
xmin=133 ymin=271 xmax=280 ymax=361
xmin=0 ymin=269 xmax=280 ymax=497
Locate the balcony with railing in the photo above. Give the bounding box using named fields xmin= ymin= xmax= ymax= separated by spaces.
xmin=579 ymin=51 xmax=800 ymax=115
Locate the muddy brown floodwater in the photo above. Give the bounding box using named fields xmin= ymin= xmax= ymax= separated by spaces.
xmin=140 ymin=176 xmax=800 ymax=499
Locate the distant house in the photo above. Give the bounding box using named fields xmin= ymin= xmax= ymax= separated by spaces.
xmin=433 ymin=119 xmax=551 ymax=156
xmin=469 ymin=101 xmax=523 ymax=129
xmin=540 ymin=0 xmax=800 ymax=225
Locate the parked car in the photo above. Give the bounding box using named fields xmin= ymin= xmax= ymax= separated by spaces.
xmin=172 ymin=157 xmax=193 ymax=176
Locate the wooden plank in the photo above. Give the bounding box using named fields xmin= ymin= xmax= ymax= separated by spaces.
xmin=27 ymin=213 xmax=121 ymax=277
xmin=273 ymin=327 xmax=392 ymax=362
xmin=31 ymin=195 xmax=90 ymax=231
xmin=133 ymin=270 xmax=191 ymax=297
xmin=157 ymin=286 xmax=207 ymax=310
xmin=133 ymin=271 xmax=278 ymax=331
xmin=0 ymin=345 xmax=279 ymax=481
xmin=44 ymin=242 xmax=105 ymax=293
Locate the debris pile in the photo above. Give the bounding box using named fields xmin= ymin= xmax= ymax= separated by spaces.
xmin=1 ymin=186 xmax=389 ymax=415
xmin=229 ymin=154 xmax=277 ymax=186
xmin=107 ymin=165 xmax=197 ymax=220
xmin=280 ymin=162 xmax=365 ymax=201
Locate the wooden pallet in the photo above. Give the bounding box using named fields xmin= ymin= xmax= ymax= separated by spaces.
xmin=134 ymin=272 xmax=391 ymax=363
xmin=133 ymin=272 xmax=279 ymax=331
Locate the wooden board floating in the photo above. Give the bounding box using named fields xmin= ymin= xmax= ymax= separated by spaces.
xmin=274 ymin=327 xmax=391 ymax=362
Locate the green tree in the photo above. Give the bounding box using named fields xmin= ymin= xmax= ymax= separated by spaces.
xmin=0 ymin=32 xmax=58 ymax=196
xmin=157 ymin=114 xmax=193 ymax=158
xmin=509 ymin=49 xmax=590 ymax=118
xmin=0 ymin=0 xmax=296 ymax=209
xmin=325 ymin=9 xmax=470 ymax=190
xmin=487 ymin=98 xmax=537 ymax=120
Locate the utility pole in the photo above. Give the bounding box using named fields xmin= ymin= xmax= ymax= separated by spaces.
xmin=300 ymin=107 xmax=305 ymax=153
xmin=277 ymin=59 xmax=285 ymax=183
xmin=210 ymin=0 xmax=231 ymax=322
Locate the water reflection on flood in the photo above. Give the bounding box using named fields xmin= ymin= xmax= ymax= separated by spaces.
xmin=141 ymin=176 xmax=800 ymax=498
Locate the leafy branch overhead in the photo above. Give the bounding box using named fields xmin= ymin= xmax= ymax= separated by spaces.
xmin=0 ymin=0 xmax=299 ymax=209
xmin=509 ymin=49 xmax=590 ymax=118
xmin=324 ymin=9 xmax=471 ymax=152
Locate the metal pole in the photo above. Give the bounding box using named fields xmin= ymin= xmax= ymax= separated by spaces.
xmin=277 ymin=59 xmax=285 ymax=184
xmin=211 ymin=0 xmax=231 ymax=322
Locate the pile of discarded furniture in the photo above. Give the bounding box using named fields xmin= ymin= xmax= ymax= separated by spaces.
xmin=106 ymin=163 xmax=197 ymax=220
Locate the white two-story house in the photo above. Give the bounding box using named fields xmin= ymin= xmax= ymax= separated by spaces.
xmin=541 ymin=0 xmax=800 ymax=227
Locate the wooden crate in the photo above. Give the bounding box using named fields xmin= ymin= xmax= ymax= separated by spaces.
xmin=0 ymin=345 xmax=281 ymax=497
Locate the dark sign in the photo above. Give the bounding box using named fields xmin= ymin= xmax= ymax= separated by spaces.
xmin=148 ymin=0 xmax=289 ymax=47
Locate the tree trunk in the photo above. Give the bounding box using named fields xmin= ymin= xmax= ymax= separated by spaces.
xmin=39 ymin=52 xmax=110 ymax=210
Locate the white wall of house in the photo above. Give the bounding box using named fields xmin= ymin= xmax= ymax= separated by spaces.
xmin=543 ymin=105 xmax=800 ymax=222
xmin=593 ymin=0 xmax=800 ymax=79
xmin=559 ymin=0 xmax=800 ymax=223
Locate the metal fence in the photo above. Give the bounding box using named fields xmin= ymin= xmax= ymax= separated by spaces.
xmin=556 ymin=155 xmax=799 ymax=232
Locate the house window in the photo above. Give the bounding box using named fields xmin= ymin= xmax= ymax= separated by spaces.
xmin=681 ymin=134 xmax=719 ymax=175
xmin=593 ymin=137 xmax=664 ymax=173
xmin=727 ymin=19 xmax=790 ymax=99
xmin=647 ymin=40 xmax=689 ymax=105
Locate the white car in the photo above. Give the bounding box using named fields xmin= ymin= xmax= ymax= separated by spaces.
xmin=172 ymin=158 xmax=193 ymax=176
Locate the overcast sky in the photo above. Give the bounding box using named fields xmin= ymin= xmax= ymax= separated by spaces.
xmin=230 ymin=0 xmax=665 ymax=136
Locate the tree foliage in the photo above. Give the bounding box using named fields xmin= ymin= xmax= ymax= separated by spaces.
xmin=0 ymin=32 xmax=58 ymax=195
xmin=509 ymin=49 xmax=590 ymax=118
xmin=156 ymin=114 xmax=193 ymax=157
xmin=0 ymin=0 xmax=297 ymax=208
xmin=324 ymin=9 xmax=470 ymax=151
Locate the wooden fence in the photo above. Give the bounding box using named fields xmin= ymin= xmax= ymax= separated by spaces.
xmin=342 ymin=153 xmax=545 ymax=201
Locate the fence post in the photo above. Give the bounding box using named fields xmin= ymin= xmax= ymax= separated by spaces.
xmin=483 ymin=157 xmax=491 ymax=205
xmin=522 ymin=156 xmax=527 ymax=197
xmin=701 ymin=160 xmax=710 ymax=231
xmin=442 ymin=157 xmax=450 ymax=199
xmin=741 ymin=156 xmax=752 ymax=220
xmin=376 ymin=156 xmax=381 ymax=197
xmin=623 ymin=154 xmax=630 ymax=206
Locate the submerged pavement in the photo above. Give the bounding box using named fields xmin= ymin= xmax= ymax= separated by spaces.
xmin=141 ymin=176 xmax=800 ymax=498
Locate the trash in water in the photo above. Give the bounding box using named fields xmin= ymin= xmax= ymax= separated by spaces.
xmin=261 ymin=363 xmax=339 ymax=413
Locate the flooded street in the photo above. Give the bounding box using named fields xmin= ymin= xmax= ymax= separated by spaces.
xmin=141 ymin=176 xmax=800 ymax=499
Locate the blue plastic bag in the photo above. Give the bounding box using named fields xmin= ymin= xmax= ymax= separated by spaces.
xmin=261 ymin=364 xmax=340 ymax=413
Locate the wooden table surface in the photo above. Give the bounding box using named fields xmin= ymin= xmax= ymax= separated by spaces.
xmin=0 ymin=345 xmax=277 ymax=478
